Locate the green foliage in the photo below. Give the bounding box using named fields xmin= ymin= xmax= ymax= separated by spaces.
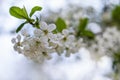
xmin=112 ymin=52 xmax=120 ymax=73
xmin=54 ymin=17 xmax=67 ymax=33
xmin=76 ymin=18 xmax=95 ymax=39
xmin=22 ymin=6 xmax=29 ymax=19
xmin=30 ymin=6 xmax=42 ymax=17
xmin=82 ymin=30 xmax=95 ymax=38
xmin=78 ymin=18 xmax=88 ymax=32
xmin=10 ymin=6 xmax=29 ymax=19
xmin=112 ymin=5 xmax=120 ymax=26
xmin=16 ymin=21 xmax=28 ymax=33
xmin=34 ymin=17 xmax=40 ymax=28
xmin=9 ymin=6 xmax=42 ymax=33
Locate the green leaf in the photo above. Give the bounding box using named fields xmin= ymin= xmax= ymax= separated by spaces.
xmin=30 ymin=6 xmax=42 ymax=17
xmin=55 ymin=17 xmax=67 ymax=32
xmin=76 ymin=18 xmax=89 ymax=37
xmin=112 ymin=5 xmax=120 ymax=26
xmin=9 ymin=6 xmax=29 ymax=19
xmin=82 ymin=30 xmax=95 ymax=38
xmin=78 ymin=18 xmax=89 ymax=32
xmin=113 ymin=52 xmax=120 ymax=62
xmin=112 ymin=52 xmax=120 ymax=72
xmin=34 ymin=17 xmax=40 ymax=28
xmin=16 ymin=21 xmax=28 ymax=33
xmin=22 ymin=6 xmax=29 ymax=19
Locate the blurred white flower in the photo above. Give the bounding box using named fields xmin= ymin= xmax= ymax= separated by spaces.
xmin=21 ymin=29 xmax=30 ymax=37
xmin=11 ymin=38 xmax=16 ymax=44
xmin=11 ymin=34 xmax=22 ymax=53
xmin=86 ymin=27 xmax=120 ymax=59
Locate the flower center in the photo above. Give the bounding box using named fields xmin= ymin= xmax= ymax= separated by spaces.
xmin=44 ymin=30 xmax=48 ymax=35
xmin=63 ymin=37 xmax=67 ymax=41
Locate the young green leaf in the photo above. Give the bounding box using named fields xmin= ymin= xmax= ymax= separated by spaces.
xmin=55 ymin=17 xmax=67 ymax=32
xmin=34 ymin=17 xmax=40 ymax=28
xmin=78 ymin=18 xmax=89 ymax=32
xmin=30 ymin=6 xmax=42 ymax=17
xmin=112 ymin=5 xmax=120 ymax=26
xmin=16 ymin=21 xmax=28 ymax=33
xmin=82 ymin=30 xmax=95 ymax=38
xmin=9 ymin=6 xmax=29 ymax=19
xmin=76 ymin=18 xmax=89 ymax=37
xmin=22 ymin=6 xmax=29 ymax=19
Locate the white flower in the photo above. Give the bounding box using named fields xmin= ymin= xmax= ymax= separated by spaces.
xmin=62 ymin=29 xmax=69 ymax=36
xmin=49 ymin=33 xmax=63 ymax=46
xmin=47 ymin=24 xmax=56 ymax=32
xmin=11 ymin=38 xmax=16 ymax=43
xmin=16 ymin=34 xmax=21 ymax=42
xmin=37 ymin=22 xmax=57 ymax=46
xmin=34 ymin=29 xmax=42 ymax=37
xmin=56 ymin=29 xmax=78 ymax=56
xmin=39 ymin=36 xmax=50 ymax=48
xmin=86 ymin=27 xmax=120 ymax=57
xmin=40 ymin=21 xmax=56 ymax=33
xmin=21 ymin=29 xmax=30 ymax=37
xmin=55 ymin=45 xmax=64 ymax=56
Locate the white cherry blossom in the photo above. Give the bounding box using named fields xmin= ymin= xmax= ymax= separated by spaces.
xmin=11 ymin=21 xmax=82 ymax=63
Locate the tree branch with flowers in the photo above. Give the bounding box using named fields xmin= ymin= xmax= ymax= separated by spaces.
xmin=10 ymin=6 xmax=94 ymax=63
xmin=10 ymin=4 xmax=120 ymax=79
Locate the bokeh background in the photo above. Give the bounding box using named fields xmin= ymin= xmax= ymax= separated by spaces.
xmin=0 ymin=0 xmax=119 ymax=80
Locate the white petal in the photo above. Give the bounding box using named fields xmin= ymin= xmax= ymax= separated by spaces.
xmin=21 ymin=29 xmax=30 ymax=37
xmin=56 ymin=46 xmax=64 ymax=55
xmin=48 ymin=33 xmax=55 ymax=39
xmin=67 ymin=35 xmax=75 ymax=41
xmin=24 ymin=45 xmax=30 ymax=51
xmin=11 ymin=38 xmax=16 ymax=43
xmin=34 ymin=29 xmax=43 ymax=37
xmin=49 ymin=42 xmax=57 ymax=48
xmin=62 ymin=29 xmax=69 ymax=36
xmin=13 ymin=44 xmax=18 ymax=51
xmin=40 ymin=22 xmax=48 ymax=30
xmin=57 ymin=33 xmax=64 ymax=40
xmin=17 ymin=34 xmax=21 ymax=42
xmin=40 ymin=36 xmax=48 ymax=43
xmin=48 ymin=24 xmax=56 ymax=32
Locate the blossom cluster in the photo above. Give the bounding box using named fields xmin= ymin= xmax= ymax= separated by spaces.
xmin=11 ymin=21 xmax=82 ymax=63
